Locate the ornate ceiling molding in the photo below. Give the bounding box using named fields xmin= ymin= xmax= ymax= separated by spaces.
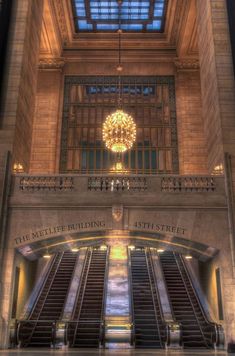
xmin=174 ymin=58 xmax=200 ymax=71
xmin=38 ymin=57 xmax=65 ymax=70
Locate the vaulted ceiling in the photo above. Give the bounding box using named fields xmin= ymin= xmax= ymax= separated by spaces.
xmin=39 ymin=0 xmax=198 ymax=66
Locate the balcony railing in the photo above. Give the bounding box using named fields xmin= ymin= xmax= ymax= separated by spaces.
xmin=15 ymin=174 xmax=221 ymax=193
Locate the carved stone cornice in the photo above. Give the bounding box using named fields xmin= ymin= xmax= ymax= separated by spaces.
xmin=174 ymin=58 xmax=200 ymax=71
xmin=52 ymin=0 xmax=70 ymax=45
xmin=38 ymin=57 xmax=65 ymax=71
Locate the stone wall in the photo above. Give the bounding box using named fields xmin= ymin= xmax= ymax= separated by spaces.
xmin=30 ymin=71 xmax=63 ymax=174
xmin=197 ymin=0 xmax=235 ymax=172
xmin=0 ymin=0 xmax=43 ymax=172
xmin=175 ymin=69 xmax=208 ymax=174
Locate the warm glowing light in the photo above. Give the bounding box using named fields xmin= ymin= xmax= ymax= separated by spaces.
xmin=111 ymin=246 xmax=126 ymax=260
xmin=13 ymin=162 xmax=24 ymax=173
xmin=185 ymin=255 xmax=192 ymax=260
xmin=157 ymin=249 xmax=165 ymax=253
xmin=71 ymin=248 xmax=79 ymax=252
xmin=102 ymin=109 xmax=136 ymax=153
xmin=100 ymin=245 xmax=107 ymax=250
xmin=43 ymin=254 xmax=51 ymax=259
xmin=128 ymin=245 xmax=135 ymax=250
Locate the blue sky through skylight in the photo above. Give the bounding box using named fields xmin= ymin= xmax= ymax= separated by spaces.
xmin=72 ymin=0 xmax=167 ymax=32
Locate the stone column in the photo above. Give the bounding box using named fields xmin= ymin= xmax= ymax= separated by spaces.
xmin=175 ymin=59 xmax=208 ymax=175
xmin=197 ymin=0 xmax=235 ymax=344
xmin=0 ymin=0 xmax=43 ymax=348
xmin=0 ymin=0 xmax=43 ymax=172
xmin=30 ymin=59 xmax=64 ymax=174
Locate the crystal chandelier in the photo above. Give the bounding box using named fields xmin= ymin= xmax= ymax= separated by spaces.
xmin=103 ymin=110 xmax=136 ymax=152
xmin=102 ymin=0 xmax=136 ymax=153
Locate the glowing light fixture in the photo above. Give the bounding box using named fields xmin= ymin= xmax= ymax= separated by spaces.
xmin=71 ymin=248 xmax=79 ymax=252
xmin=43 ymin=254 xmax=51 ymax=259
xmin=103 ymin=110 xmax=136 ymax=153
xmin=157 ymin=249 xmax=165 ymax=253
xmin=13 ymin=162 xmax=24 ymax=173
xmin=102 ymin=0 xmax=136 ymax=154
xmin=185 ymin=255 xmax=192 ymax=260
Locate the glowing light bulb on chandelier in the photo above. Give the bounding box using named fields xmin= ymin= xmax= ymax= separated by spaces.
xmin=102 ymin=109 xmax=136 ymax=153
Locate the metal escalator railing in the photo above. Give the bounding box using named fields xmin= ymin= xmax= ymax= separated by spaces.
xmin=127 ymin=248 xmax=136 ymax=347
xmin=18 ymin=253 xmax=63 ymax=347
xmin=18 ymin=251 xmax=78 ymax=347
xmin=159 ymin=251 xmax=222 ymax=349
xmin=68 ymin=248 xmax=108 ymax=348
xmin=177 ymin=254 xmax=223 ymax=348
xmin=29 ymin=253 xmax=62 ymax=320
xmin=66 ymin=248 xmax=92 ymax=346
xmin=146 ymin=249 xmax=169 ymax=346
xmin=129 ymin=248 xmax=164 ymax=348
xmin=173 ymin=253 xmax=211 ymax=348
xmin=99 ymin=247 xmax=110 ymax=347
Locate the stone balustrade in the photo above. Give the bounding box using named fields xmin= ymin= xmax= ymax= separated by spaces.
xmin=10 ymin=174 xmax=226 ymax=210
xmin=19 ymin=176 xmax=74 ymax=191
xmin=161 ymin=176 xmax=216 ymax=193
xmin=88 ymin=176 xmax=147 ymax=192
xmin=15 ymin=174 xmax=220 ymax=193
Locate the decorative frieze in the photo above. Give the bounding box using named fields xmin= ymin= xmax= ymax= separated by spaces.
xmin=174 ymin=58 xmax=200 ymax=71
xmin=161 ymin=176 xmax=216 ymax=192
xmin=38 ymin=57 xmax=65 ymax=70
xmin=19 ymin=176 xmax=74 ymax=191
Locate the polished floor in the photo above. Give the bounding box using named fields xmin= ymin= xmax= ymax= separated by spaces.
xmin=0 ymin=350 xmax=233 ymax=356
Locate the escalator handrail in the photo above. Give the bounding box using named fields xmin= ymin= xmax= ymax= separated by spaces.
xmin=20 ymin=253 xmax=64 ymax=347
xmin=71 ymin=247 xmax=90 ymax=320
xmin=147 ymin=249 xmax=169 ymax=344
xmin=59 ymin=251 xmax=79 ymax=320
xmin=144 ymin=250 xmax=164 ymax=348
xmin=157 ymin=252 xmax=178 ymax=322
xmin=100 ymin=247 xmax=110 ymax=346
xmin=179 ymin=254 xmax=220 ymax=345
xmin=173 ymin=252 xmax=211 ymax=348
xmin=71 ymin=248 xmax=93 ymax=346
xmin=27 ymin=253 xmax=58 ymax=319
xmin=148 ymin=249 xmax=167 ymax=325
xmin=29 ymin=252 xmax=64 ymax=320
xmin=127 ymin=249 xmax=136 ymax=346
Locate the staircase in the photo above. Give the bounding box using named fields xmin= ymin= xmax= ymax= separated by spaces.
xmin=69 ymin=248 xmax=108 ymax=348
xmin=19 ymin=251 xmax=78 ymax=347
xmin=159 ymin=251 xmax=215 ymax=348
xmin=129 ymin=249 xmax=164 ymax=348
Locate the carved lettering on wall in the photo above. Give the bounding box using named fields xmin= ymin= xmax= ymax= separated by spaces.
xmin=132 ymin=221 xmax=187 ymax=235
xmin=14 ymin=220 xmax=106 ymax=246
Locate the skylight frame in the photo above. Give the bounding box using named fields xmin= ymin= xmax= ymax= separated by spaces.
xmin=71 ymin=0 xmax=168 ymax=33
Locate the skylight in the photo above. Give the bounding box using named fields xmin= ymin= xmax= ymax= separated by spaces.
xmin=72 ymin=0 xmax=167 ymax=32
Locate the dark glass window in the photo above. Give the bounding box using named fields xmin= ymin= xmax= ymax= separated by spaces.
xmin=60 ymin=76 xmax=178 ymax=174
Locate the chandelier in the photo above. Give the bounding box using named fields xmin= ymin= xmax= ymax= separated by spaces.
xmin=102 ymin=0 xmax=136 ymax=153
xmin=103 ymin=110 xmax=136 ymax=152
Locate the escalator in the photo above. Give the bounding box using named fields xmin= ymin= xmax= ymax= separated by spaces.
xmin=129 ymin=248 xmax=165 ymax=348
xmin=68 ymin=247 xmax=108 ymax=348
xmin=159 ymin=251 xmax=217 ymax=348
xmin=19 ymin=251 xmax=78 ymax=347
